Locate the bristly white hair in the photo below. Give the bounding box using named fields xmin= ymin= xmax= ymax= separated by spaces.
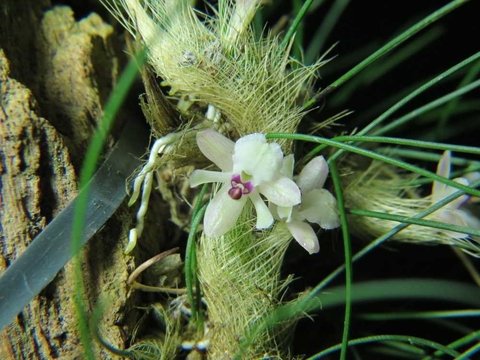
xmin=101 ymin=0 xmax=328 ymax=139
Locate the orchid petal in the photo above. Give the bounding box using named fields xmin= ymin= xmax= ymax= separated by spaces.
xmin=286 ymin=220 xmax=319 ymax=254
xmin=432 ymin=150 xmax=451 ymax=203
xmin=447 ymin=209 xmax=470 ymax=227
xmin=449 ymin=177 xmax=470 ymax=209
xmin=250 ymin=192 xmax=274 ymax=229
xmin=197 ymin=129 xmax=234 ymax=171
xmin=204 ymin=185 xmax=247 ymax=237
xmin=269 ymin=203 xmax=293 ymax=221
xmin=464 ymin=209 xmax=480 ymax=231
xmin=259 ymin=177 xmax=301 ymax=207
xmin=434 ymin=208 xmax=473 ymax=239
xmin=432 ymin=177 xmax=469 ymax=209
xmin=465 ymin=171 xmax=480 ymax=184
xmin=233 ymin=133 xmax=283 ymax=184
xmin=281 ymin=154 xmax=295 ymax=178
xmin=277 ymin=205 xmax=293 ymax=221
xmin=296 ymin=156 xmax=329 ymax=193
xmin=300 ymin=189 xmax=340 ymax=229
xmin=435 ymin=206 xmax=480 ymax=240
xmin=190 ymin=170 xmax=231 ymax=188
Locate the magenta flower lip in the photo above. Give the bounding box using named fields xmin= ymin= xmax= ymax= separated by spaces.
xmin=229 ymin=174 xmax=254 ymax=199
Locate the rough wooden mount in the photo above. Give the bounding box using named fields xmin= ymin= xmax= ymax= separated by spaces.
xmin=0 ymin=2 xmax=153 ymax=358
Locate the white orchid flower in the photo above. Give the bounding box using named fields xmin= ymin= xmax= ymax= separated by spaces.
xmin=190 ymin=130 xmax=301 ymax=237
xmin=431 ymin=151 xmax=480 ymax=237
xmin=274 ymin=155 xmax=340 ymax=254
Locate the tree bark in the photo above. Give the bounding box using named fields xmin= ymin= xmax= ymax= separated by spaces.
xmin=0 ymin=2 xmax=152 ymax=358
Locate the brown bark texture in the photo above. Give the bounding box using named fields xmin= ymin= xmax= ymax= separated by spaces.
xmin=0 ymin=1 xmax=158 ymax=358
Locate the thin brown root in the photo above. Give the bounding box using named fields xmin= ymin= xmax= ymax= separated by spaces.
xmin=131 ymin=281 xmax=187 ymax=294
xmin=128 ymin=247 xmax=180 ymax=285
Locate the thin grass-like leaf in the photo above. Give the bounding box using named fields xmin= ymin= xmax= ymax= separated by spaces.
xmin=305 ymin=0 xmax=350 ymax=65
xmin=72 ymin=49 xmax=146 ymax=359
xmin=423 ymin=329 xmax=480 ymax=360
xmin=304 ymin=0 xmax=471 ymax=109
xmin=369 ymin=343 xmax=427 ymax=359
xmin=332 ymin=135 xmax=480 ymax=155
xmin=361 ymin=51 xmax=480 ymax=136
xmin=306 ymin=178 xmax=480 ymax=298
xmin=236 ymin=180 xmax=480 ymax=354
xmin=292 ymin=0 xmax=305 ymax=60
xmin=330 ymin=27 xmax=443 ymax=106
xmin=360 ymin=309 xmax=480 ymax=321
xmin=303 ymin=52 xmax=480 ymax=164
xmin=456 ymin=342 xmax=480 ymax=360
xmin=376 ymin=148 xmax=479 ymax=167
xmin=423 ymin=115 xmax=480 ymax=141
xmin=307 ymin=279 xmax=480 ymax=314
xmin=326 ymin=0 xmax=469 ymax=90
xmin=349 ymin=209 xmax=480 ymax=237
xmin=266 ymin=133 xmax=480 ymax=198
xmin=320 ymin=41 xmax=379 ymax=78
xmin=420 ymin=99 xmax=480 ymax=121
xmin=330 ymin=161 xmax=353 ymax=360
xmin=436 ymin=60 xmax=480 ymax=138
xmin=307 ymin=0 xmax=328 ymax=14
xmin=373 ymin=77 xmax=480 ymax=135
xmin=185 ymin=184 xmax=208 ymax=324
xmin=306 ymin=334 xmax=459 ymax=359
xmin=281 ymin=0 xmax=316 ymax=48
